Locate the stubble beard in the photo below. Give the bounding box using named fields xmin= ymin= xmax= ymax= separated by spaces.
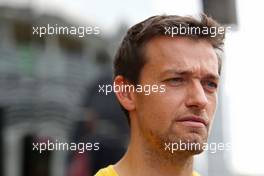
xmin=144 ymin=126 xmax=208 ymax=165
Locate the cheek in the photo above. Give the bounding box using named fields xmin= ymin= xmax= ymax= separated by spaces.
xmin=207 ymin=94 xmax=217 ymax=116
xmin=135 ymin=90 xmax=184 ymax=131
xmin=206 ymin=94 xmax=218 ymax=132
xmin=137 ymin=94 xmax=168 ymax=124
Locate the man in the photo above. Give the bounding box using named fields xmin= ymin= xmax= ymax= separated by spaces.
xmin=95 ymin=14 xmax=225 ymax=176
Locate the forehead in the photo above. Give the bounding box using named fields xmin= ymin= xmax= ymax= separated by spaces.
xmin=142 ymin=36 xmax=219 ymax=77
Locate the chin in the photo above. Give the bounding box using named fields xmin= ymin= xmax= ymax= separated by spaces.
xmin=188 ymin=147 xmax=205 ymax=155
xmin=171 ymin=134 xmax=207 ymax=153
xmin=184 ymin=137 xmax=207 ymax=154
xmin=173 ymin=140 xmax=206 ymax=156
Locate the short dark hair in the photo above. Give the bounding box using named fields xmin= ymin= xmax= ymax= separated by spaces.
xmin=114 ymin=14 xmax=225 ymax=122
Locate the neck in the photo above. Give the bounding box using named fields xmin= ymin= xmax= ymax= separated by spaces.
xmin=115 ymin=120 xmax=194 ymax=176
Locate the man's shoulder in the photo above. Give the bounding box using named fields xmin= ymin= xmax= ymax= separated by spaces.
xmin=94 ymin=165 xmax=200 ymax=176
xmin=95 ymin=165 xmax=118 ymax=176
xmin=193 ymin=171 xmax=201 ymax=176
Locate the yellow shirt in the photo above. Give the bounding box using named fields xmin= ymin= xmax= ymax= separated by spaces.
xmin=95 ymin=165 xmax=201 ymax=176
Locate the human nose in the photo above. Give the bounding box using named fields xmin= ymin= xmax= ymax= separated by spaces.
xmin=185 ymin=80 xmax=208 ymax=109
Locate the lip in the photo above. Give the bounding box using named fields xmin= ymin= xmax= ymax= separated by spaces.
xmin=176 ymin=116 xmax=208 ymax=128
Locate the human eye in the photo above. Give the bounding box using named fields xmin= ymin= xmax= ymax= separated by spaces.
xmin=202 ymin=80 xmax=218 ymax=92
xmin=164 ymin=77 xmax=185 ymax=86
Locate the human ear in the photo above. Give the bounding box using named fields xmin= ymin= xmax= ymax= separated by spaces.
xmin=113 ymin=75 xmax=136 ymax=112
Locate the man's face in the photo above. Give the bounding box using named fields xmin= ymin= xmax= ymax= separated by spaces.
xmin=133 ymin=36 xmax=219 ymax=156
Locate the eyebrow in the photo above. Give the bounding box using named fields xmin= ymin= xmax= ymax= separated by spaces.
xmin=161 ymin=69 xmax=220 ymax=81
